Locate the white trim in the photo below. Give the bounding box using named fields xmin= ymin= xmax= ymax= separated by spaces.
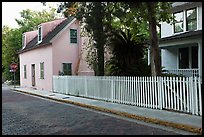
xmin=50 ymin=18 xmax=77 ymax=43
xmin=38 ymin=25 xmax=43 ymax=44
xmin=22 ymin=34 xmax=26 ymax=49
xmin=183 ymin=9 xmax=186 ymax=33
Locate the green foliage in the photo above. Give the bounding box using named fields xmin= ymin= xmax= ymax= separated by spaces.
xmin=57 ymin=2 xmax=174 ymax=76
xmin=15 ymin=8 xmax=57 ymax=31
xmin=105 ymin=29 xmax=151 ymax=76
xmin=124 ymin=2 xmax=174 ymax=76
xmin=2 ymin=8 xmax=57 ymax=82
xmin=73 ymin=2 xmax=106 ymax=76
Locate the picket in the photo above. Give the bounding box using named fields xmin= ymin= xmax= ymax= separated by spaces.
xmin=53 ymin=75 xmax=202 ymax=116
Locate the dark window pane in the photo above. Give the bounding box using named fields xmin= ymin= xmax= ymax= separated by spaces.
xmin=40 ymin=62 xmax=44 ymax=79
xmin=187 ymin=8 xmax=196 ymax=20
xmin=192 ymin=46 xmax=198 ymax=68
xmin=70 ymin=29 xmax=77 ymax=43
xmin=187 ymin=19 xmax=197 ymax=31
xmin=24 ymin=65 xmax=27 ymax=79
xmin=174 ymin=22 xmax=183 ymax=33
xmin=179 ymin=47 xmax=189 ymax=69
xmin=174 ymin=12 xmax=183 ymax=22
xmin=63 ymin=63 xmax=72 ymax=75
xmin=186 ymin=8 xmax=197 ymax=31
xmin=173 ymin=11 xmax=184 ymax=33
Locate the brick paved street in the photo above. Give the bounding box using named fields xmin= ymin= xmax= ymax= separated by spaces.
xmin=2 ymin=86 xmax=181 ymax=135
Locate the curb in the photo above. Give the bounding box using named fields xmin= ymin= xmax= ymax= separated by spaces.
xmin=12 ymin=89 xmax=202 ymax=134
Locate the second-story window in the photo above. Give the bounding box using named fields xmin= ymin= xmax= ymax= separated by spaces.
xmin=70 ymin=29 xmax=77 ymax=44
xmin=186 ymin=8 xmax=197 ymax=31
xmin=173 ymin=11 xmax=184 ymax=33
xmin=22 ymin=34 xmax=26 ymax=49
xmin=38 ymin=25 xmax=42 ymax=43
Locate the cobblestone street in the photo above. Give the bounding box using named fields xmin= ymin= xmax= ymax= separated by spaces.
xmin=2 ymin=86 xmax=181 ymax=135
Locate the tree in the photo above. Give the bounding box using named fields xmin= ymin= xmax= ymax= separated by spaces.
xmin=2 ymin=8 xmax=58 ymax=82
xmin=105 ymin=29 xmax=150 ymax=76
xmin=56 ymin=2 xmax=173 ymax=76
xmin=57 ymin=2 xmax=106 ymax=76
xmin=15 ymin=8 xmax=58 ymax=31
xmin=125 ymin=2 xmax=173 ymax=76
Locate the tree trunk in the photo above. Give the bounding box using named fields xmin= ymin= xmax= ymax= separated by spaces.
xmin=94 ymin=2 xmax=105 ymax=76
xmin=147 ymin=2 xmax=162 ymax=76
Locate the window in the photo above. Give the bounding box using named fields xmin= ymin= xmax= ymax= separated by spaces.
xmin=173 ymin=11 xmax=184 ymax=33
xmin=191 ymin=46 xmax=198 ymax=68
xmin=22 ymin=34 xmax=26 ymax=49
xmin=38 ymin=25 xmax=42 ymax=43
xmin=24 ymin=65 xmax=27 ymax=79
xmin=70 ymin=29 xmax=77 ymax=44
xmin=62 ymin=63 xmax=72 ymax=75
xmin=186 ymin=8 xmax=197 ymax=31
xmin=179 ymin=47 xmax=189 ymax=69
xmin=179 ymin=46 xmax=198 ymax=69
xmin=40 ymin=62 xmax=44 ymax=79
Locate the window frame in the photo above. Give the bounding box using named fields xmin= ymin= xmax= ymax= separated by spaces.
xmin=186 ymin=7 xmax=197 ymax=31
xmin=38 ymin=25 xmax=42 ymax=43
xmin=40 ymin=62 xmax=44 ymax=79
xmin=62 ymin=63 xmax=72 ymax=75
xmin=22 ymin=34 xmax=26 ymax=49
xmin=24 ymin=65 xmax=27 ymax=79
xmin=173 ymin=11 xmax=184 ymax=33
xmin=70 ymin=29 xmax=77 ymax=44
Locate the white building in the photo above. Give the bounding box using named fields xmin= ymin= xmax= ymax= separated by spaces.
xmin=159 ymin=2 xmax=202 ymax=79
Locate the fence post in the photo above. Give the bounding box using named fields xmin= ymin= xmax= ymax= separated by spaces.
xmin=111 ymin=78 xmax=114 ymax=102
xmin=85 ymin=76 xmax=88 ymax=97
xmin=198 ymin=77 xmax=202 ymax=116
xmin=158 ymin=77 xmax=163 ymax=110
xmin=190 ymin=77 xmax=194 ymax=115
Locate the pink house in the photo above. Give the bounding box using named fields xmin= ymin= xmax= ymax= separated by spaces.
xmin=18 ymin=17 xmax=94 ymax=91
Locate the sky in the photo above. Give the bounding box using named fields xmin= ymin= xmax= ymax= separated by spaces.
xmin=2 ymin=2 xmax=62 ymax=28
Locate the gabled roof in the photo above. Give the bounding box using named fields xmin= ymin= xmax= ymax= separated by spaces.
xmin=18 ymin=16 xmax=75 ymax=54
xmin=159 ymin=30 xmax=202 ymax=43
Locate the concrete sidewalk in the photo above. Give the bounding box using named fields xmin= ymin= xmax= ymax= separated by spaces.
xmin=10 ymin=86 xmax=202 ymax=134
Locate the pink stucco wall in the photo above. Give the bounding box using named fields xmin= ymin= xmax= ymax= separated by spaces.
xmin=19 ymin=45 xmax=53 ymax=91
xmin=78 ymin=37 xmax=95 ymax=75
xmin=19 ymin=18 xmax=94 ymax=91
xmin=52 ymin=19 xmax=94 ymax=76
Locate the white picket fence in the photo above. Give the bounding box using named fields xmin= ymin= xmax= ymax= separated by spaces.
xmin=53 ymin=76 xmax=202 ymax=116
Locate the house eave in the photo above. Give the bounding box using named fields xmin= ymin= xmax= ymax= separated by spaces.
xmin=18 ymin=42 xmax=52 ymax=54
xmin=159 ymin=30 xmax=202 ymax=43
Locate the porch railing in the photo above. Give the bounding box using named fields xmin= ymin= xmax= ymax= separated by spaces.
xmin=162 ymin=69 xmax=199 ymax=77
